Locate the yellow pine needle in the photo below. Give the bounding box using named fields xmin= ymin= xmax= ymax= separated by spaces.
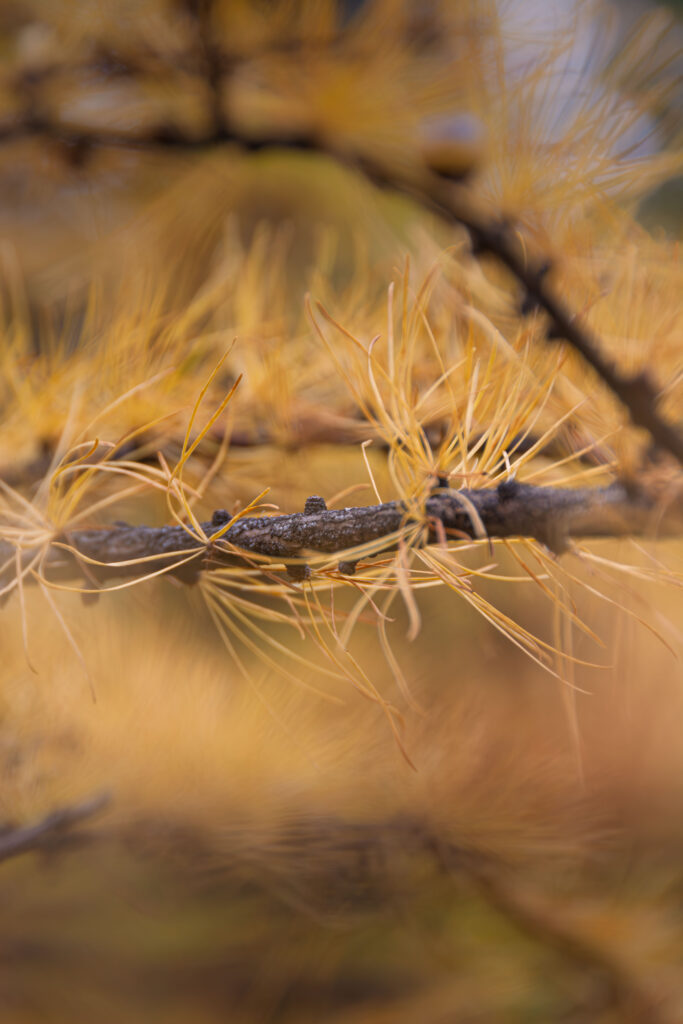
xmin=38 ymin=550 xmax=203 ymax=595
xmin=172 ymin=347 xmax=240 ymax=482
xmin=190 ymin=409 xmax=233 ymax=507
xmin=360 ymin=440 xmax=383 ymax=504
xmin=308 ymin=300 xmax=382 ymax=427
xmin=557 ymin=551 xmax=679 ymax=656
xmin=53 ymin=461 xmax=172 ymax=527
xmin=386 ymin=280 xmax=395 ymax=382
xmin=207 ymin=489 xmax=273 ymax=541
xmin=553 ymin=577 xmax=584 ymax=784
xmin=520 ymin=429 xmax=618 ymax=483
xmin=378 ymin=588 xmax=423 ymax=712
xmin=15 ymin=547 xmax=39 ymax=674
xmin=64 ymin=482 xmax=156 ymax=527
xmin=504 ymin=541 xmax=604 ymax=648
xmin=418 ymin=547 xmax=597 ymax=682
xmin=0 ymin=545 xmax=46 ymax=602
xmin=37 ymin=578 xmax=95 ymax=700
xmin=48 ymin=438 xmax=104 ymax=523
xmin=201 ymin=579 xmax=345 ymax=700
xmin=304 ymin=583 xmax=415 ymax=770
xmin=505 ymin=399 xmax=590 ymax=480
xmin=301 ymin=584 xmax=387 ymax=705
xmin=203 ymin=587 xmax=253 ymax=684
xmin=584 ymin=545 xmax=682 ymax=588
xmin=532 ymin=461 xmax=619 ymax=489
xmin=396 ymin=538 xmax=422 ymax=642
xmin=74 ymin=367 xmax=175 ymax=443
xmin=157 ymin=450 xmax=207 ymax=542
xmin=225 ymin=603 xmax=347 ymax=699
xmin=35 ymin=387 xmax=85 ymax=510
xmin=327 ymin=482 xmax=373 ymax=507
xmin=338 ymin=561 xmax=406 ymax=649
xmin=442 ymin=489 xmax=487 ymax=541
xmin=0 ymin=479 xmax=49 ymax=527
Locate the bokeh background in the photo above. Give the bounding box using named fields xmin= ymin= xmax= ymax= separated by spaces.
xmin=0 ymin=2 xmax=681 ymax=1022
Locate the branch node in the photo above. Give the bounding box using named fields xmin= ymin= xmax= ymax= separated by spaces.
xmin=304 ymin=495 xmax=327 ymax=514
xmin=520 ymin=292 xmax=539 ymax=316
xmin=622 ymin=369 xmax=658 ymax=408
xmin=285 ymin=564 xmax=311 ymax=582
xmin=497 ymin=478 xmax=519 ymax=502
xmin=545 ymin=320 xmax=565 ymax=343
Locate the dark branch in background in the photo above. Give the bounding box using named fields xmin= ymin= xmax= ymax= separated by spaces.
xmin=0 ymin=428 xmax=611 ymax=491
xmin=0 ymin=795 xmax=662 ymax=1020
xmin=0 ymin=482 xmax=675 ymax=592
xmin=184 ymin=0 xmax=230 ymax=134
xmin=434 ymin=845 xmax=664 ymax=1024
xmin=423 ymin=190 xmax=683 ymax=464
xmin=0 ymin=21 xmax=680 ymax=464
xmin=0 ymin=792 xmax=110 ymax=866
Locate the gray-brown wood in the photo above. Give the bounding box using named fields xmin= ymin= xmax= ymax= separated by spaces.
xmin=1 ymin=481 xmax=674 ymax=591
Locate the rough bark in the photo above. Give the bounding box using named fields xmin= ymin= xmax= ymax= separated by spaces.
xmin=1 ymin=481 xmax=673 ymax=590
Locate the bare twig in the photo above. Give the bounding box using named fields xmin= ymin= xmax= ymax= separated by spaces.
xmin=0 ymin=792 xmax=110 ymax=865
xmin=0 ymin=481 xmax=676 ymax=591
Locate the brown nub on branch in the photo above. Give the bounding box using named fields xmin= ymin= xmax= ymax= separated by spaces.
xmin=0 ymin=481 xmax=676 ymax=592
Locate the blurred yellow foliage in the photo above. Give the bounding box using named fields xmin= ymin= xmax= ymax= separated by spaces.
xmin=0 ymin=1 xmax=682 ymax=1021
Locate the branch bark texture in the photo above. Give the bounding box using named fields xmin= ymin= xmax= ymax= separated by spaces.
xmin=1 ymin=482 xmax=671 ymax=589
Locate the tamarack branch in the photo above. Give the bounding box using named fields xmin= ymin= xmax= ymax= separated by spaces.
xmin=2 ymin=482 xmax=673 ymax=591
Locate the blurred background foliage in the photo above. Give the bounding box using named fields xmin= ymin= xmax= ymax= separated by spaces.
xmin=0 ymin=1 xmax=682 ymax=1022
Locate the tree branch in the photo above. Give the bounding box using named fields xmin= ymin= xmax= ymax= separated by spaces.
xmin=419 ymin=186 xmax=683 ymax=464
xmin=0 ymin=429 xmax=610 ymax=491
xmin=1 ymin=481 xmax=675 ymax=591
xmin=0 ymin=792 xmax=110 ymax=866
